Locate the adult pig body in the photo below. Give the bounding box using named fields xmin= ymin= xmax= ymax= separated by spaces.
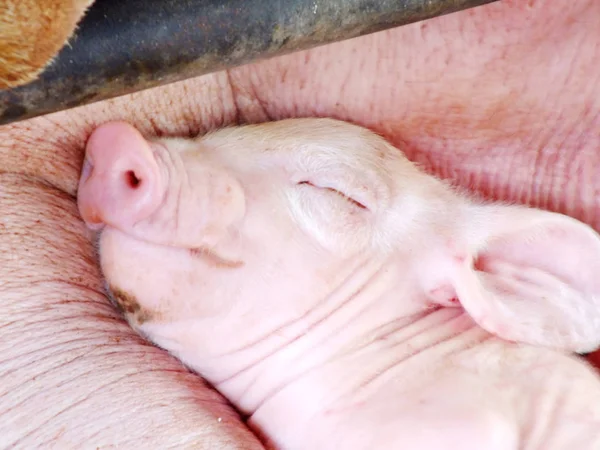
xmin=77 ymin=118 xmax=600 ymax=449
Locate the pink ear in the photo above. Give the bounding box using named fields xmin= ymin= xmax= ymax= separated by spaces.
xmin=452 ymin=205 xmax=600 ymax=353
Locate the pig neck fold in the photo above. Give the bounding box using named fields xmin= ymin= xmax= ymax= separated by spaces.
xmin=219 ymin=294 xmax=594 ymax=450
xmin=193 ymin=247 xmax=484 ymax=415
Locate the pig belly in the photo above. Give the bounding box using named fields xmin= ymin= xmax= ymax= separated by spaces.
xmin=521 ymin=363 xmax=600 ymax=449
xmin=259 ymin=407 xmax=516 ymax=450
xmin=250 ymin=339 xmax=600 ymax=449
xmin=454 ymin=342 xmax=600 ymax=450
xmin=286 ymin=366 xmax=599 ymax=450
xmin=330 ymin=399 xmax=517 ymax=450
xmin=251 ymin=368 xmax=519 ymax=449
xmin=332 ymin=377 xmax=518 ymax=450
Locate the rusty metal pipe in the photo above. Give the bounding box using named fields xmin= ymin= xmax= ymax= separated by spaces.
xmin=0 ymin=0 xmax=498 ymax=125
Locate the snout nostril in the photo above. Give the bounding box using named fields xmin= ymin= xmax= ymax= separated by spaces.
xmin=125 ymin=170 xmax=142 ymax=189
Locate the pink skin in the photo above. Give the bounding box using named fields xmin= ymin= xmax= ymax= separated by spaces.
xmin=4 ymin=2 xmax=600 ymax=447
xmin=78 ymin=118 xmax=600 ymax=449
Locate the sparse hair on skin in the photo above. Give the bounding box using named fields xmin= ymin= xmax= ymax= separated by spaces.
xmin=193 ymin=118 xmax=462 ymax=251
xmin=79 ymin=117 xmax=600 ymax=448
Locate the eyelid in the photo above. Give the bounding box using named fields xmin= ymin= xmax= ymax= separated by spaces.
xmin=296 ymin=180 xmax=369 ymax=211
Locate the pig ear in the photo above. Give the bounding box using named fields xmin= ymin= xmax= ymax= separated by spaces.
xmin=453 ymin=205 xmax=600 ymax=353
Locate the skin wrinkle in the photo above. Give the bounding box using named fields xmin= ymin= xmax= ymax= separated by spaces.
xmin=27 ymin=374 xmax=139 ymax=448
xmin=224 ymin=69 xmax=246 ymax=125
xmin=5 ymin=353 xmax=94 ymax=417
xmin=228 ymin=262 xmax=381 ymax=409
xmin=217 ymin=255 xmax=377 ymax=375
xmin=0 ymin=334 xmax=111 ymax=372
xmin=535 ymin=379 xmax=564 ymax=447
xmin=304 ymin=262 xmax=385 ymax=355
xmin=135 ymin=141 xmax=181 ymax=234
xmin=351 ymin=320 xmax=477 ymax=401
xmin=26 ymin=366 xmax=222 ymax=446
xmin=272 ymin=313 xmax=468 ymax=418
xmin=0 ymin=1 xmax=599 ymax=446
xmin=0 ymin=278 xmax=255 ymax=446
xmin=189 ymin=247 xmax=245 ymax=269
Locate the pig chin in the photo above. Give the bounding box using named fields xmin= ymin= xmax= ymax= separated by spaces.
xmin=95 ymin=227 xmax=190 ymax=327
xmin=96 ymin=222 xmax=247 ymax=329
xmin=95 ymin=228 xmax=167 ymax=327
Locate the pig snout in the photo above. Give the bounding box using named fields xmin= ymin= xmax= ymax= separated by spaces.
xmin=77 ymin=121 xmax=165 ymax=231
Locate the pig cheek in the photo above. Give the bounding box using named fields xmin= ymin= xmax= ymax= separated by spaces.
xmin=98 ymin=230 xmax=197 ymax=323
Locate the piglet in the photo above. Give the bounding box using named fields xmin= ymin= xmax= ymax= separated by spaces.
xmin=77 ymin=118 xmax=600 ymax=449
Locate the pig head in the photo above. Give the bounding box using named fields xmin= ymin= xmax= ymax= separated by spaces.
xmin=77 ymin=118 xmax=600 ymax=448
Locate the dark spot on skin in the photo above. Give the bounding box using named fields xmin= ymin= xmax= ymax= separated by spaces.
xmin=125 ymin=170 xmax=141 ymax=188
xmin=137 ymin=309 xmax=155 ymax=325
xmin=108 ymin=285 xmax=155 ymax=325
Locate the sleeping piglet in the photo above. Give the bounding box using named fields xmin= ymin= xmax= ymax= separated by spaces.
xmin=77 ymin=118 xmax=600 ymax=449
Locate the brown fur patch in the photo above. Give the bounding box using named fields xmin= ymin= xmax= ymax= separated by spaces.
xmin=108 ymin=285 xmax=156 ymax=325
xmin=0 ymin=0 xmax=95 ymax=88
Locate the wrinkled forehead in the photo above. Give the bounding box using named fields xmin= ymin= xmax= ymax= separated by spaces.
xmin=193 ymin=120 xmax=415 ymax=178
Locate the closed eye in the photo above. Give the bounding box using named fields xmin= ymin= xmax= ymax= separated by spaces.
xmin=296 ymin=180 xmax=368 ymax=210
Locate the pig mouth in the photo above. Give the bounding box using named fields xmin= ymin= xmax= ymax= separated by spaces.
xmin=93 ymin=222 xmax=245 ymax=270
xmin=188 ymin=247 xmax=245 ymax=269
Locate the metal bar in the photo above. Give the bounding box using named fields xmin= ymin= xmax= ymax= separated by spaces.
xmin=0 ymin=0 xmax=498 ymax=125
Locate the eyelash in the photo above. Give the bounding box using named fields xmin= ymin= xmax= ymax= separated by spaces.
xmin=296 ymin=180 xmax=367 ymax=210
